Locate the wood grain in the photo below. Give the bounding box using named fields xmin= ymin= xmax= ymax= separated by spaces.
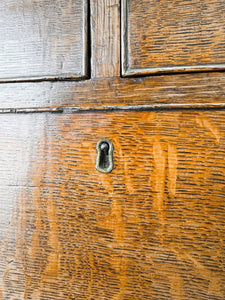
xmin=0 ymin=72 xmax=225 ymax=110
xmin=0 ymin=111 xmax=225 ymax=299
xmin=122 ymin=0 xmax=225 ymax=76
xmin=0 ymin=0 xmax=88 ymax=82
xmin=1 ymin=1 xmax=225 ymax=299
xmin=90 ymin=0 xmax=120 ymax=78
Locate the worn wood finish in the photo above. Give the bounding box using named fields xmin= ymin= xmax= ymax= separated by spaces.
xmin=0 ymin=0 xmax=88 ymax=82
xmin=1 ymin=72 xmax=225 ymax=110
xmin=1 ymin=0 xmax=225 ymax=298
xmin=0 ymin=111 xmax=225 ymax=299
xmin=122 ymin=0 xmax=225 ymax=76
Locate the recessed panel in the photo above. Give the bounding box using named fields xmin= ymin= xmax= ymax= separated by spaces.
xmin=0 ymin=0 xmax=88 ymax=81
xmin=122 ymin=0 xmax=225 ymax=76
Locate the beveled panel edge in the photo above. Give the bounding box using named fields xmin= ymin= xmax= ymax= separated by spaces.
xmin=1 ymin=103 xmax=225 ymax=114
xmin=123 ymin=64 xmax=225 ymax=77
xmin=121 ymin=0 xmax=225 ymax=77
xmin=82 ymin=0 xmax=90 ymax=80
xmin=0 ymin=0 xmax=89 ymax=84
xmin=0 ymin=74 xmax=88 ymax=84
xmin=121 ymin=0 xmax=129 ymax=76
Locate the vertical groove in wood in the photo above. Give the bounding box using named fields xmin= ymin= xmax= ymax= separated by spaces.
xmin=90 ymin=0 xmax=120 ymax=78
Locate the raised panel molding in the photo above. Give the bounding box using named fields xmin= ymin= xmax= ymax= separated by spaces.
xmin=121 ymin=0 xmax=225 ymax=77
xmin=0 ymin=0 xmax=89 ymax=82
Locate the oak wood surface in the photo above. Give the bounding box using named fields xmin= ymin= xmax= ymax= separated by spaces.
xmin=0 ymin=111 xmax=224 ymax=299
xmin=122 ymin=0 xmax=225 ymax=76
xmin=0 ymin=0 xmax=225 ymax=299
xmin=90 ymin=0 xmax=120 ymax=78
xmin=0 ymin=0 xmax=88 ymax=82
xmin=1 ymin=72 xmax=225 ymax=110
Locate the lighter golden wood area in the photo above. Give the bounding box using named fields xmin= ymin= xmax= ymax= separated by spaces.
xmin=0 ymin=111 xmax=224 ymax=299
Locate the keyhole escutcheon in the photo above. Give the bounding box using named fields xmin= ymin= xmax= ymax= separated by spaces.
xmin=96 ymin=139 xmax=114 ymax=173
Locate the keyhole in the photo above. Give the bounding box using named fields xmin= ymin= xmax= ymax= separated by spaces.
xmin=96 ymin=139 xmax=113 ymax=173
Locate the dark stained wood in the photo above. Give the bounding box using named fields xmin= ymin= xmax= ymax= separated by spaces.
xmin=90 ymin=0 xmax=120 ymax=78
xmin=122 ymin=0 xmax=225 ymax=76
xmin=0 ymin=0 xmax=88 ymax=82
xmin=0 ymin=72 xmax=225 ymax=110
xmin=0 ymin=111 xmax=225 ymax=299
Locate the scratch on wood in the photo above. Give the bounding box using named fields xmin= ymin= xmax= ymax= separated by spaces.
xmin=167 ymin=143 xmax=178 ymax=198
xmin=169 ymin=273 xmax=184 ymax=300
xmin=196 ymin=113 xmax=221 ymax=143
xmin=152 ymin=140 xmax=167 ymax=243
xmin=98 ymin=198 xmax=125 ymax=243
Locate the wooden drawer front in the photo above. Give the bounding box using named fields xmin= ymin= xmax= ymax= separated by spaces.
xmin=1 ymin=111 xmax=225 ymax=299
xmin=0 ymin=0 xmax=88 ymax=82
xmin=122 ymin=0 xmax=225 ymax=76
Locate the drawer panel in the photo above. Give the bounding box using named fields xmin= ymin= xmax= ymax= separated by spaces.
xmin=0 ymin=0 xmax=88 ymax=81
xmin=122 ymin=0 xmax=225 ymax=76
xmin=0 ymin=111 xmax=225 ymax=299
